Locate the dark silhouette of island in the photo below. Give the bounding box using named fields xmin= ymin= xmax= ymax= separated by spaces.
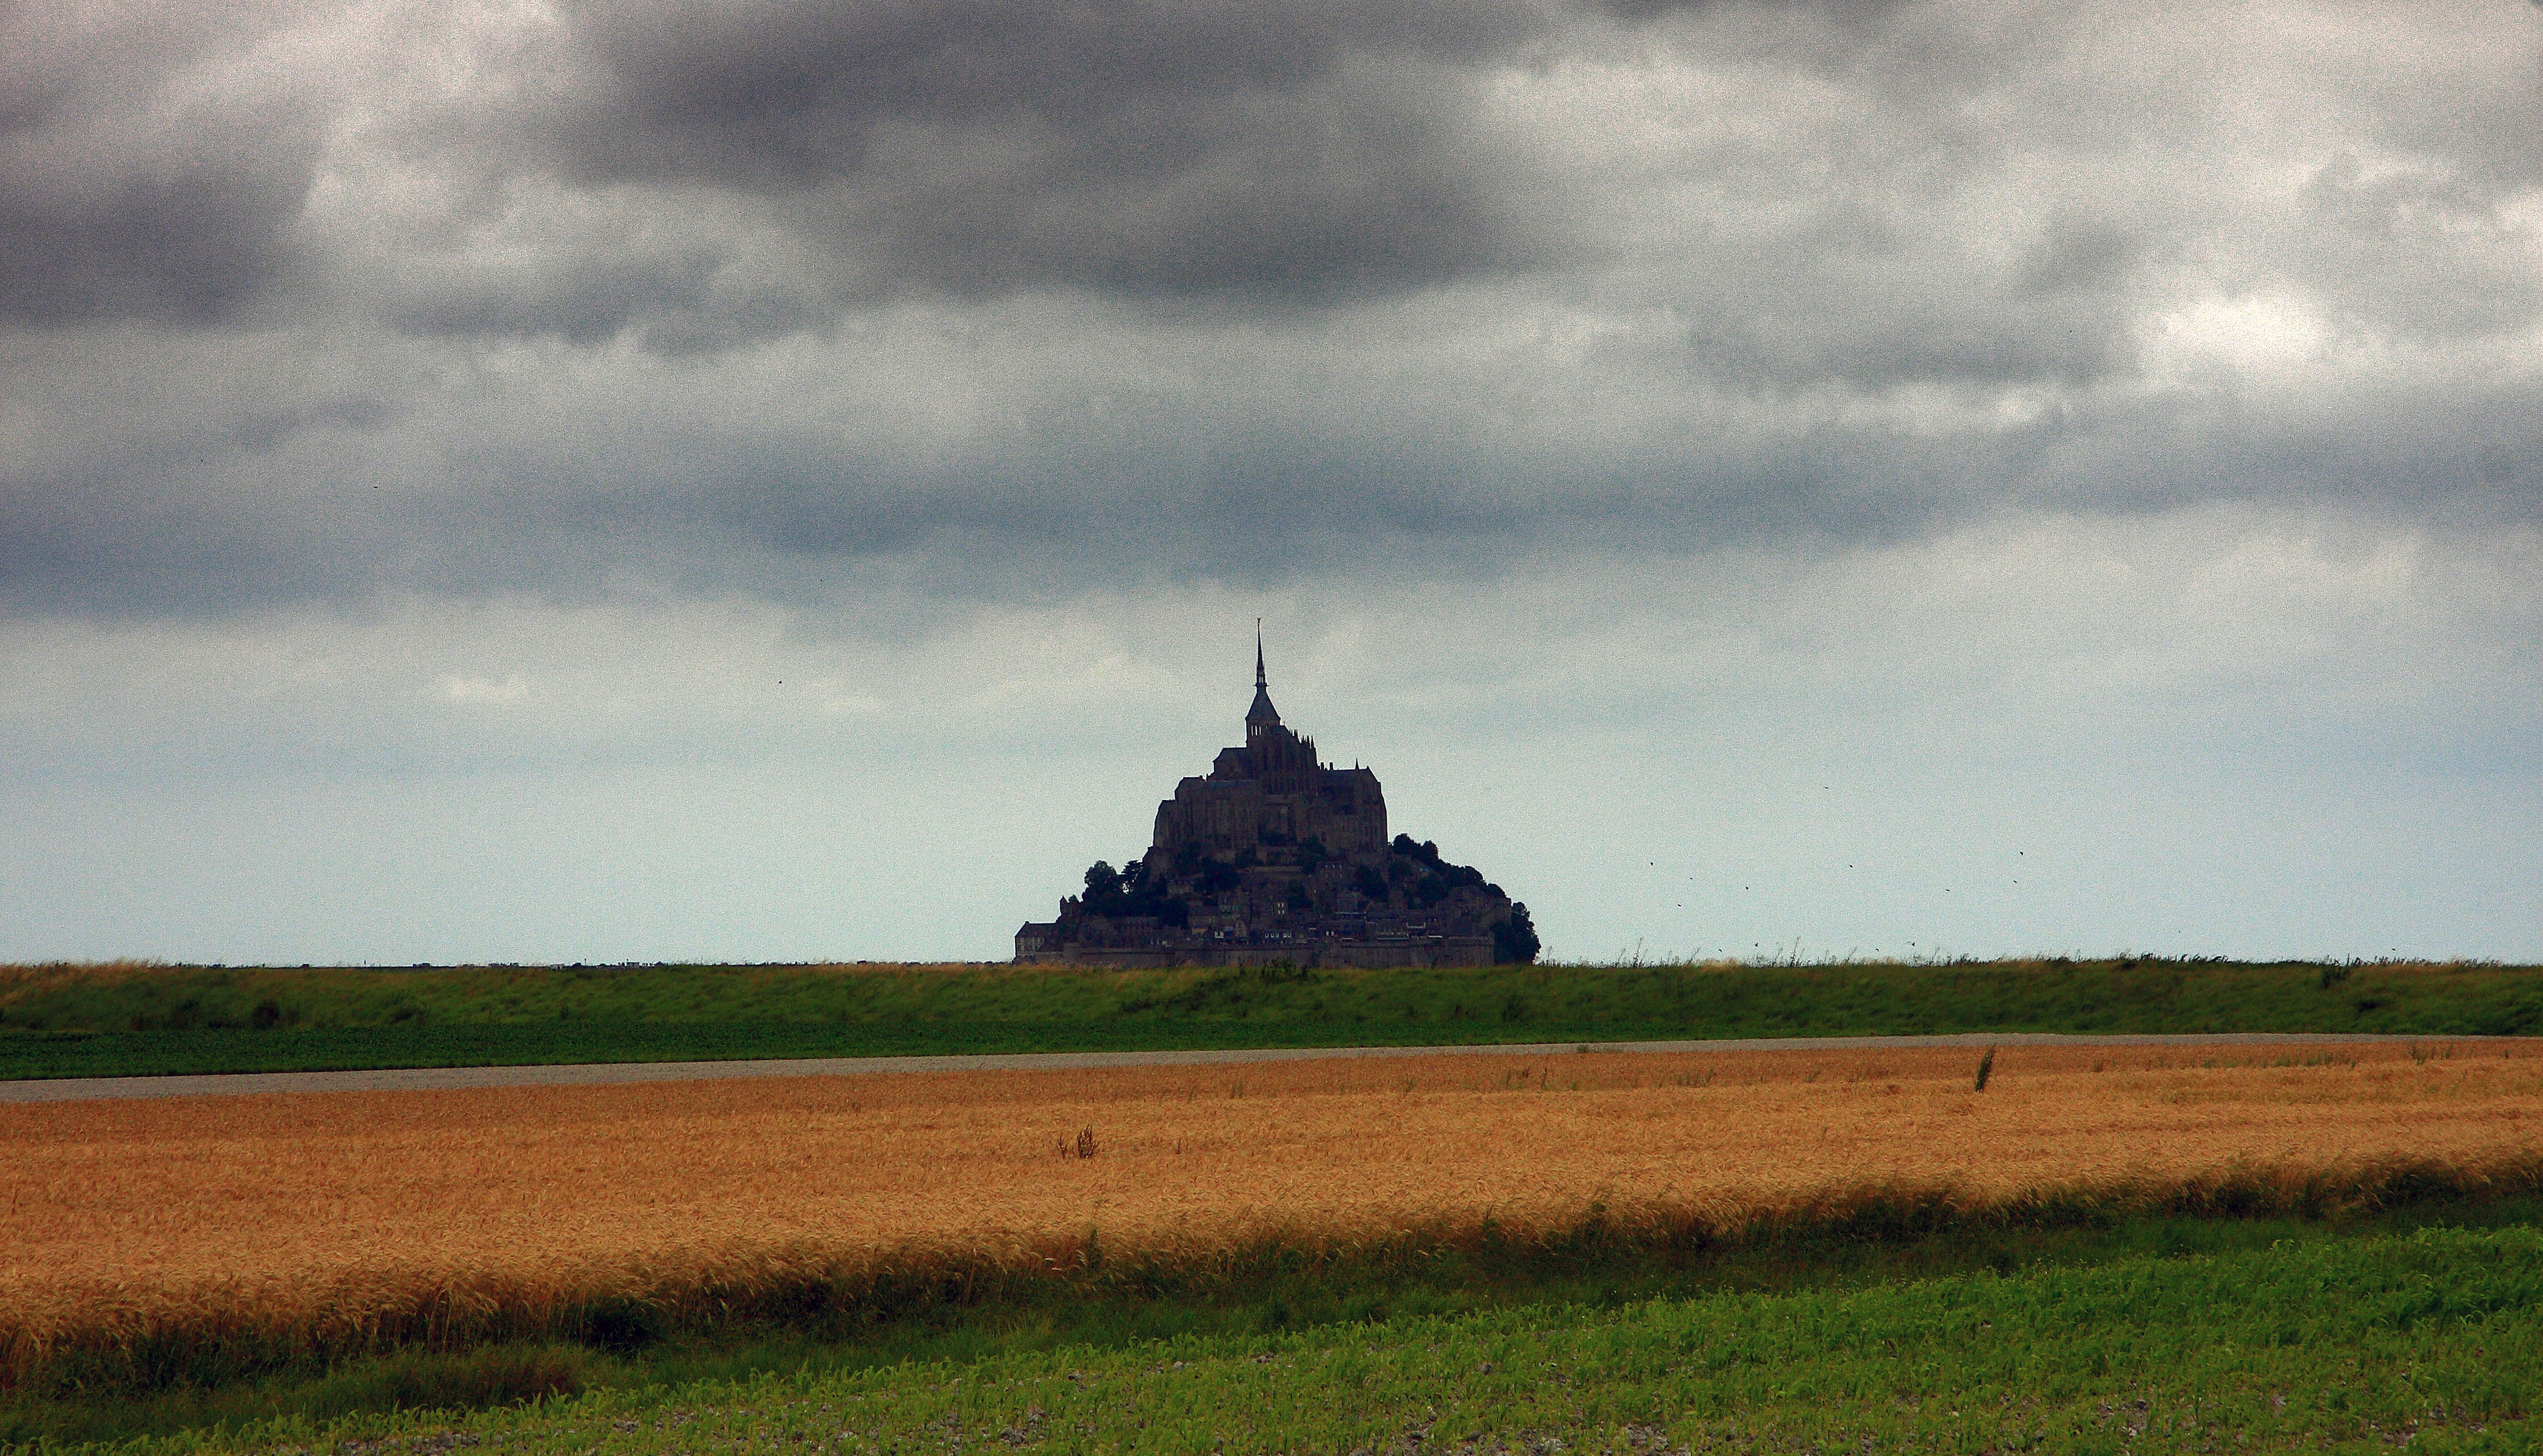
xmin=1016 ymin=639 xmax=1538 ymax=967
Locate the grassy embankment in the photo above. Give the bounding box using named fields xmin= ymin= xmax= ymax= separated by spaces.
xmin=3 ymin=957 xmax=2538 ymax=1079
xmin=9 ymin=1202 xmax=2542 ymax=1453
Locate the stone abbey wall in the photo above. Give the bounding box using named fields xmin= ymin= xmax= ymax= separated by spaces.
xmin=1147 ymin=759 xmax=1388 ymax=863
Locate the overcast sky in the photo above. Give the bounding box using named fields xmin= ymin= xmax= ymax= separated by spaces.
xmin=4 ymin=0 xmax=2538 ymax=965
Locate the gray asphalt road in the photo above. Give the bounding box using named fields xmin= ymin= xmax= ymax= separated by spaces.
xmin=0 ymin=1031 xmax=2493 ymax=1103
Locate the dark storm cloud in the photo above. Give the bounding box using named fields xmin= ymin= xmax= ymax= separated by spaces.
xmin=592 ymin=376 xmax=2540 ymax=588
xmin=553 ymin=0 xmax=1542 ymax=175
xmin=5 ymin=329 xmax=2536 ymax=622
xmin=0 ymin=149 xmax=317 ymax=324
xmin=0 ymin=3 xmax=328 ymax=324
xmin=391 ymin=0 xmax=2141 ymax=368
xmin=0 ymin=455 xmax=338 ymax=615
xmin=519 ymin=0 xmax=1559 ymax=303
xmin=5 ymin=0 xmax=2541 ymax=623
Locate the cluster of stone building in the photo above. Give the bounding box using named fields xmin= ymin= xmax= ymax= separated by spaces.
xmin=1014 ymin=644 xmax=1535 ymax=968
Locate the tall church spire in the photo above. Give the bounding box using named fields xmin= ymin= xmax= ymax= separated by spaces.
xmin=1246 ymin=621 xmax=1280 ymax=740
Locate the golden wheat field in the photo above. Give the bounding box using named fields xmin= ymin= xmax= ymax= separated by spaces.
xmin=3 ymin=1041 xmax=2540 ymax=1363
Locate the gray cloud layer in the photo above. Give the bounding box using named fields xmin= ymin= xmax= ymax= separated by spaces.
xmin=3 ymin=0 xmax=2539 ymax=617
xmin=546 ymin=0 xmax=1551 ymax=300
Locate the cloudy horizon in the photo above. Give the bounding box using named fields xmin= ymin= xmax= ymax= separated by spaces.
xmin=5 ymin=0 xmax=2538 ymax=965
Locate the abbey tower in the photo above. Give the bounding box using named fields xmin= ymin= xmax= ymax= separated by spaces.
xmin=1143 ymin=634 xmax=1389 ymax=865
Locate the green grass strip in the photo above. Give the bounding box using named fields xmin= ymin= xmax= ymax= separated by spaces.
xmin=5 ymin=958 xmax=2538 ymax=1079
xmin=95 ymin=1225 xmax=2543 ymax=1455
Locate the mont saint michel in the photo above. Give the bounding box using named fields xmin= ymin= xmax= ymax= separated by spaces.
xmin=1015 ymin=644 xmax=1538 ymax=968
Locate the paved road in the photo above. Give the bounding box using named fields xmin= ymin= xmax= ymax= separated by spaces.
xmin=0 ymin=1031 xmax=2497 ymax=1103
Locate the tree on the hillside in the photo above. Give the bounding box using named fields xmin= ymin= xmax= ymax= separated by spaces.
xmin=1080 ymin=856 xmax=1190 ymax=925
xmin=1493 ymin=903 xmax=1540 ymax=965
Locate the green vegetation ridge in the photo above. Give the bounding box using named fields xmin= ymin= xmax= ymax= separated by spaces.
xmin=10 ymin=1207 xmax=2540 ymax=1453
xmin=2 ymin=956 xmax=2536 ymax=1081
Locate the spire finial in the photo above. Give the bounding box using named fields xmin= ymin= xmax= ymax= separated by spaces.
xmin=1255 ymin=618 xmax=1266 ymax=687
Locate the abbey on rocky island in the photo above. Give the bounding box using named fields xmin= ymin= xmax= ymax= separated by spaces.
xmin=1014 ymin=640 xmax=1538 ymax=968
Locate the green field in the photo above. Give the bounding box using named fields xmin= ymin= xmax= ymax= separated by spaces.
xmin=4 ymin=957 xmax=2538 ymax=1079
xmin=15 ymin=1210 xmax=2539 ymax=1454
